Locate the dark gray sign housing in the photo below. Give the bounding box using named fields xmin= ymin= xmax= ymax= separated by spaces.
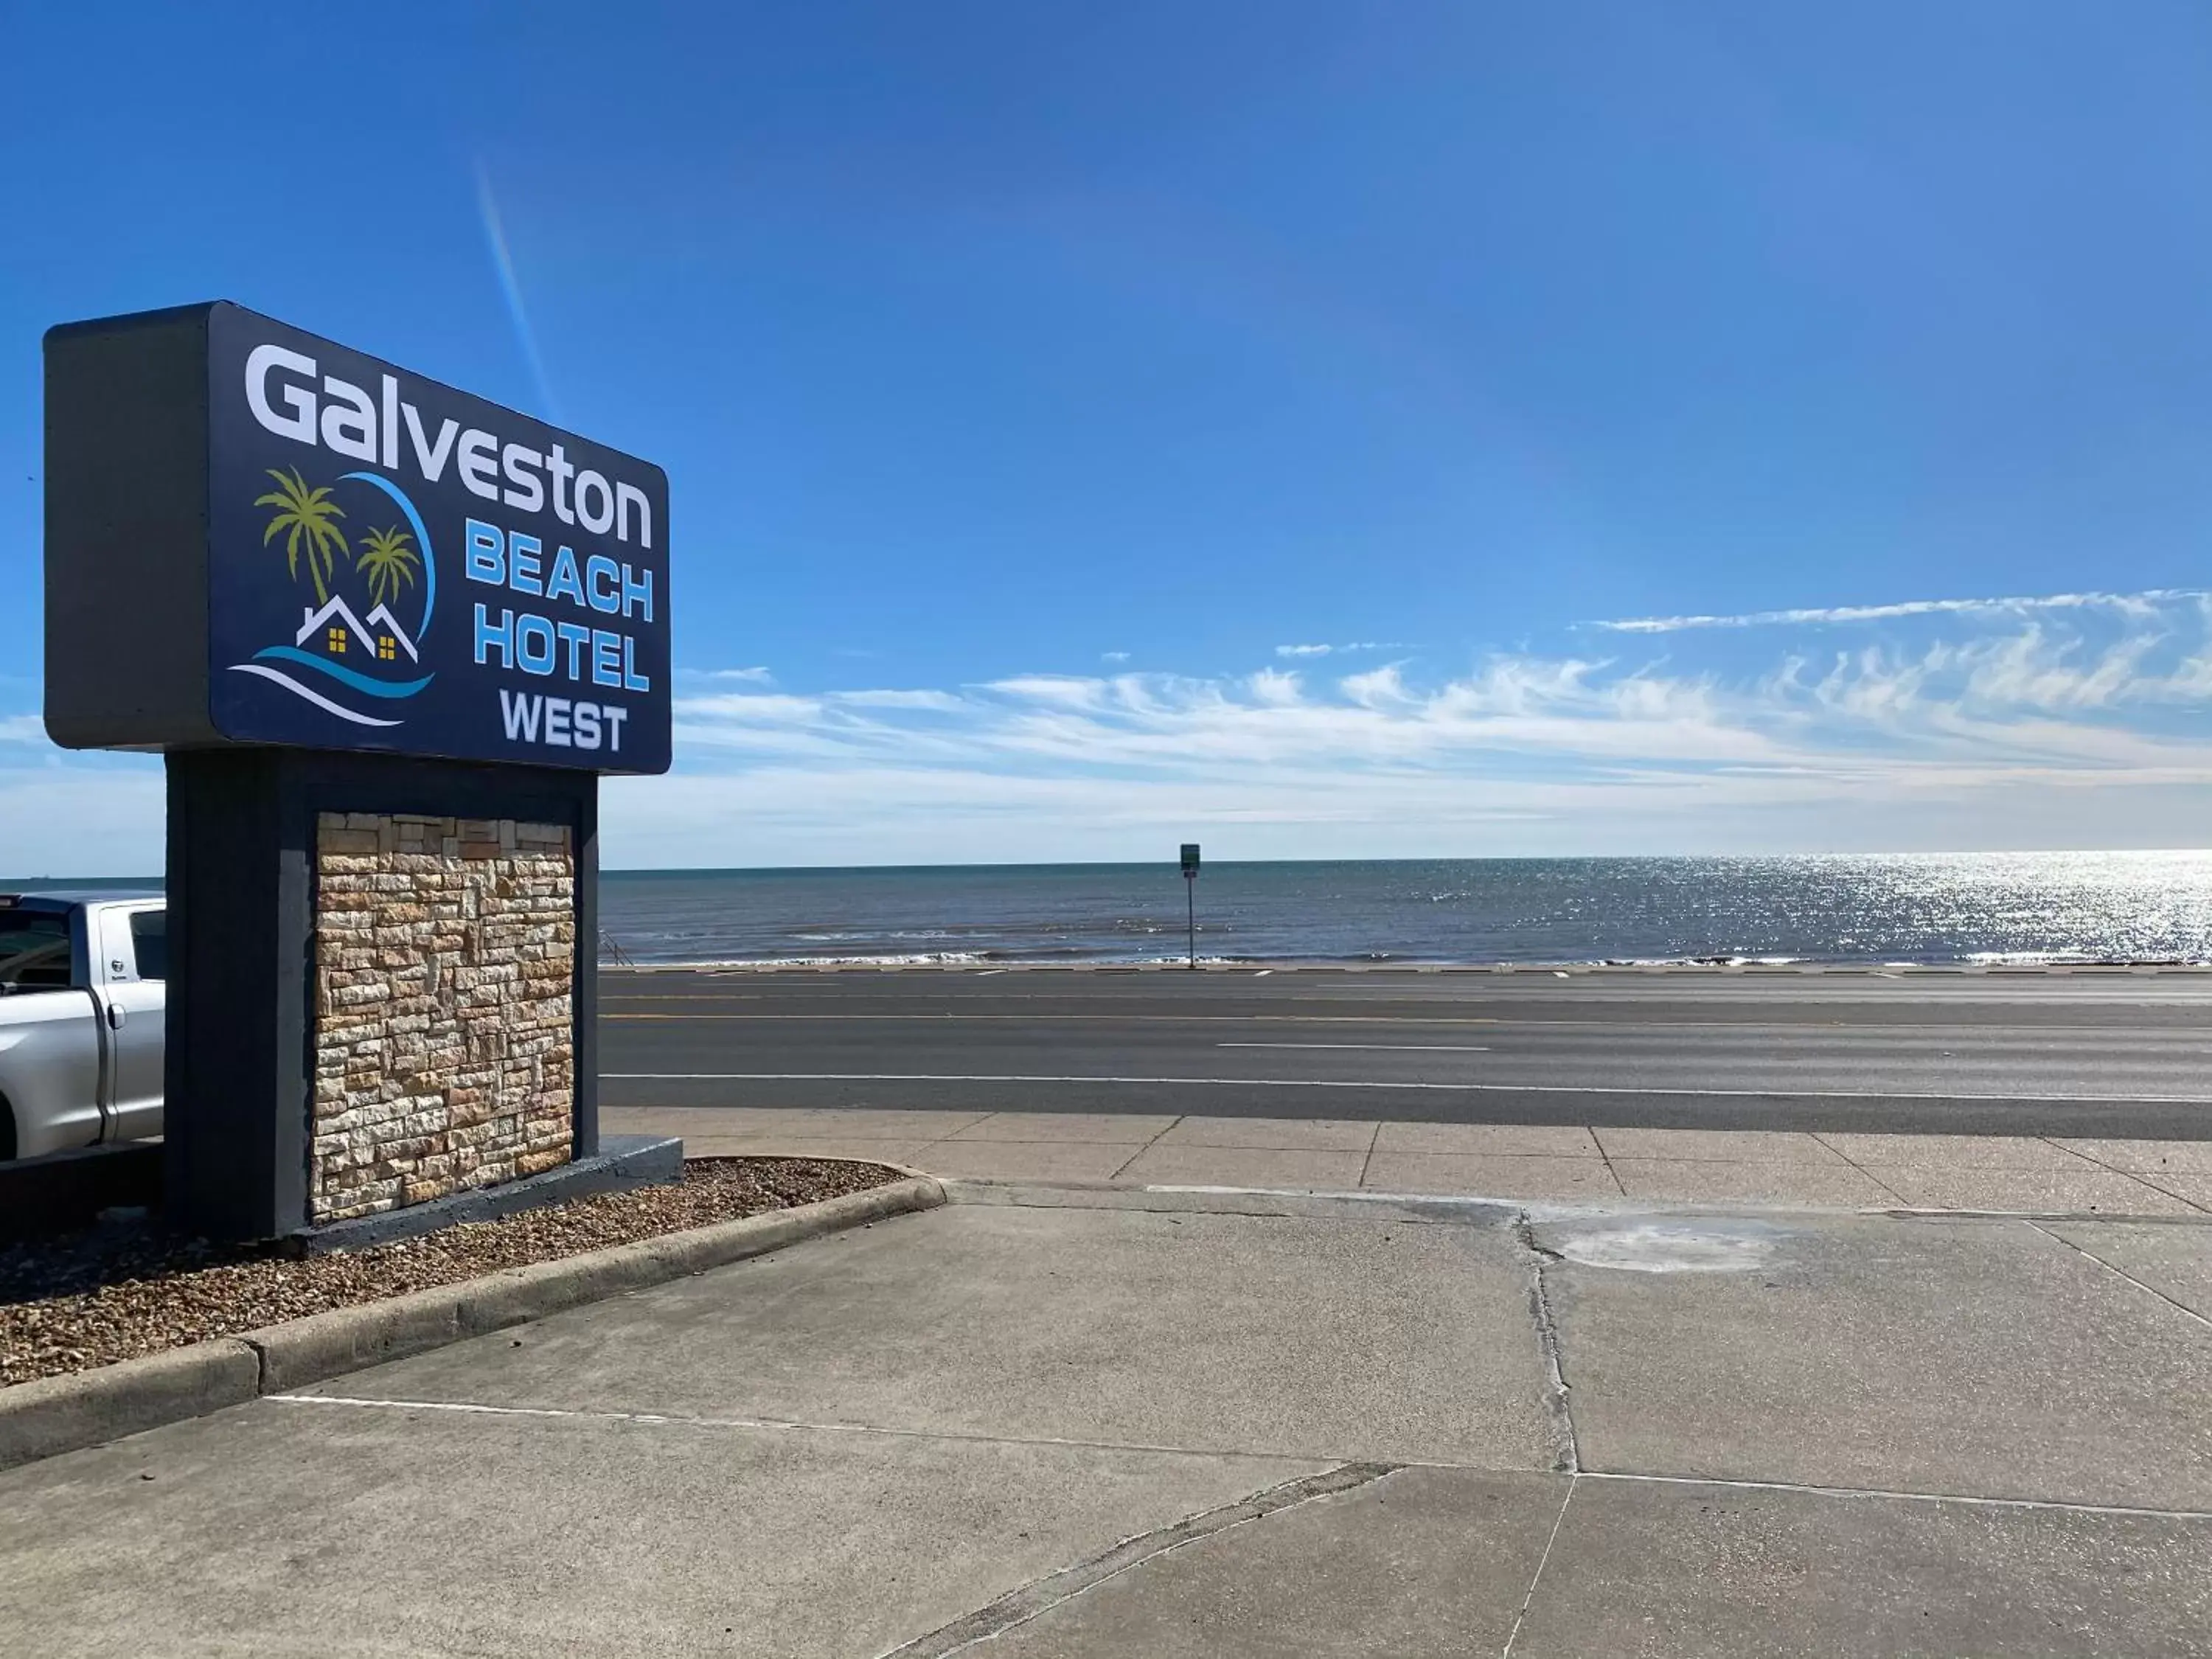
xmin=44 ymin=303 xmax=674 ymax=1241
xmin=46 ymin=302 xmax=671 ymax=773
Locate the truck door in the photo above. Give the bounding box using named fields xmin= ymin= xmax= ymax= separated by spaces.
xmin=96 ymin=905 xmax=166 ymax=1140
xmin=0 ymin=902 xmax=104 ymax=1156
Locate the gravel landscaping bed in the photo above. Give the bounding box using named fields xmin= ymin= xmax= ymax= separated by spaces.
xmin=1 ymin=1158 xmax=900 ymax=1388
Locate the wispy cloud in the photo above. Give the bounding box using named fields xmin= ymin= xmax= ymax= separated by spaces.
xmin=1593 ymin=588 xmax=2203 ymax=634
xmin=645 ymin=590 xmax=2212 ymax=860
xmin=18 ymin=593 xmax=2212 ymax=872
xmin=831 ymin=689 xmax=967 ymax=712
xmin=1273 ymin=641 xmax=1413 ymax=658
xmin=702 ymin=666 xmax=774 ymax=683
xmin=1101 ymin=650 xmax=1130 ymax=663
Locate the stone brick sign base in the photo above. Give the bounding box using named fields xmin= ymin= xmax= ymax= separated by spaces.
xmin=310 ymin=813 xmax=577 ymax=1223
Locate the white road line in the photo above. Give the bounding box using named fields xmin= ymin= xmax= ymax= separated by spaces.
xmin=602 ymin=1071 xmax=2212 ymax=1105
xmin=1218 ymin=1042 xmax=1492 ymax=1052
xmin=602 ymin=1012 xmax=2212 ymax=1041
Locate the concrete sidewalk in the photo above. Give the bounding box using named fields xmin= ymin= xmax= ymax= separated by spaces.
xmin=3 ymin=1180 xmax=2208 ymax=1655
xmin=608 ymin=1103 xmax=2212 ymax=1216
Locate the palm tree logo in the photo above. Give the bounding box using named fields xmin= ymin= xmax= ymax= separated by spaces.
xmin=255 ymin=467 xmax=351 ymax=605
xmin=357 ymin=525 xmax=421 ymax=608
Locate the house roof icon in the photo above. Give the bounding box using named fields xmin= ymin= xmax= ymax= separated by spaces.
xmin=364 ymin=603 xmax=420 ymax=661
xmin=298 ymin=597 xmax=419 ymax=661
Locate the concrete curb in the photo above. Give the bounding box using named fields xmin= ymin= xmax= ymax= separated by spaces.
xmin=0 ymin=1174 xmax=945 ymax=1472
xmin=0 ymin=1339 xmax=262 ymax=1472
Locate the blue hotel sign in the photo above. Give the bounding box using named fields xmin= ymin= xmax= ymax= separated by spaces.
xmin=44 ymin=302 xmax=672 ymax=773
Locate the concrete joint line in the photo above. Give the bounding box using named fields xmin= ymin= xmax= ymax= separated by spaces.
xmin=1515 ymin=1214 xmax=1580 ymax=1475
xmin=2126 ymin=1172 xmax=2212 ymax=1214
xmin=1584 ymin=1128 xmax=1629 ymax=1197
xmin=264 ymin=1391 xmax=1411 ymax=1469
xmin=957 ymin=1180 xmax=2212 ymax=1228
xmin=0 ymin=1175 xmax=945 ymax=1473
xmin=2034 ymin=1138 xmax=2212 ymax=1214
xmin=1807 ymin=1130 xmax=1911 ymax=1204
xmin=875 ymin=1461 xmax=1401 ymax=1659
xmin=1105 ymin=1114 xmax=1184 ymax=1180
xmin=1873 ymin=1203 xmax=2212 ymax=1225
xmin=1579 ymin=1470 xmax=2212 ymax=1521
xmin=1501 ymin=1474 xmax=1577 ymax=1659
xmin=2025 ymin=1220 xmax=2212 ymax=1330
xmin=942 ymin=1182 xmax=1524 ymax=1228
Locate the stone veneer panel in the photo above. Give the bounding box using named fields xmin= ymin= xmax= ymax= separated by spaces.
xmin=310 ymin=812 xmax=576 ymax=1223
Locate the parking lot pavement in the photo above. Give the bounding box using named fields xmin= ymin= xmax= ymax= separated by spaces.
xmin=4 ymin=1187 xmax=2210 ymax=1655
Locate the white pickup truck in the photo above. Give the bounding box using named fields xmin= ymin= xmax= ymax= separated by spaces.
xmin=0 ymin=893 xmax=165 ymax=1161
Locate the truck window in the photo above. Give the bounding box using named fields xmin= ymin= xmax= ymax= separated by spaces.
xmin=0 ymin=911 xmax=74 ymax=992
xmin=128 ymin=910 xmax=167 ymax=981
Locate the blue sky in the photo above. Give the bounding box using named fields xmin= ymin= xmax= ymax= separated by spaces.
xmin=7 ymin=1 xmax=2212 ymax=871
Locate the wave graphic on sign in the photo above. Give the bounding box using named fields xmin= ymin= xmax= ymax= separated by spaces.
xmin=226 ymin=663 xmax=406 ymax=726
xmin=246 ymin=644 xmax=434 ymax=697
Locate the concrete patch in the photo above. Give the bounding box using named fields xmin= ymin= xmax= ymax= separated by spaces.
xmin=305 ymin=1203 xmax=1560 ymax=1469
xmin=1512 ymin=1476 xmax=2212 ymax=1658
xmin=1536 ymin=1211 xmax=2212 ymax=1509
xmin=0 ymin=1392 xmax=1321 ymax=1658
xmin=961 ymin=1467 xmax=1568 ymax=1658
xmin=1549 ymin=1217 xmax=1787 ymax=1274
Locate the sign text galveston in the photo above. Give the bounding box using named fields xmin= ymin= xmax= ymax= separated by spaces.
xmin=44 ymin=302 xmax=672 ymax=773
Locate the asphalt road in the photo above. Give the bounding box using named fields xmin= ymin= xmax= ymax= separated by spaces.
xmin=597 ymin=967 xmax=2212 ymax=1138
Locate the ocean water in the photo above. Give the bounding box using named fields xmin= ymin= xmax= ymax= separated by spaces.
xmin=596 ymin=852 xmax=2212 ymax=967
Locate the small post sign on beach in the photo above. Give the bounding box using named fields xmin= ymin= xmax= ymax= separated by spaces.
xmin=1180 ymin=843 xmax=1200 ymax=970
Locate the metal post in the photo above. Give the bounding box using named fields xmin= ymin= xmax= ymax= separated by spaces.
xmin=1179 ymin=843 xmax=1201 ymax=971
